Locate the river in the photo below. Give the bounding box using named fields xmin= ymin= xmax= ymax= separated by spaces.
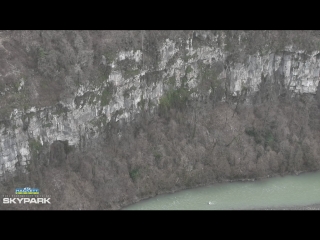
xmin=123 ymin=171 xmax=320 ymax=210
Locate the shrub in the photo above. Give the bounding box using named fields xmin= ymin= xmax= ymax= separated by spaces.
xmin=245 ymin=127 xmax=256 ymax=137
xmin=153 ymin=152 xmax=162 ymax=162
xmin=129 ymin=168 xmax=140 ymax=182
xmin=245 ymin=127 xmax=277 ymax=147
xmin=29 ymin=139 xmax=42 ymax=153
xmin=159 ymin=87 xmax=190 ymax=117
xmin=28 ymin=138 xmax=43 ymax=161
xmin=264 ymin=131 xmax=274 ymax=146
xmin=101 ymin=83 xmax=115 ymax=106
xmin=185 ymin=65 xmax=193 ymax=74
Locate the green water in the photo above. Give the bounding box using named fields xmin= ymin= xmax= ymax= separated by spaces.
xmin=123 ymin=171 xmax=320 ymax=210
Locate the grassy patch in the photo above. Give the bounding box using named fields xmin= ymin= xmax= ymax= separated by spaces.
xmin=153 ymin=152 xmax=162 ymax=163
xmin=42 ymin=122 xmax=53 ymax=128
xmin=104 ymin=50 xmax=117 ymax=64
xmin=186 ymin=65 xmax=193 ymax=74
xmin=38 ymin=47 xmax=49 ymax=59
xmin=168 ymin=76 xmax=176 ymax=87
xmin=264 ymin=130 xmax=276 ymax=149
xmin=245 ymin=127 xmax=278 ymax=151
xmin=245 ymin=127 xmax=256 ymax=137
xmin=117 ymin=57 xmax=140 ymax=79
xmin=245 ymin=127 xmax=263 ymax=144
xmin=92 ymin=67 xmax=112 ymax=88
xmin=28 ymin=138 xmax=42 ymax=159
xmin=29 ymin=139 xmax=42 ymax=152
xmin=129 ymin=168 xmax=140 ymax=182
xmin=159 ymin=87 xmax=191 ymax=118
xmin=101 ymin=83 xmax=116 ymax=106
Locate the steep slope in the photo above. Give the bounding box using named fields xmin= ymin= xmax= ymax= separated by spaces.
xmin=1 ymin=30 xmax=320 ymax=209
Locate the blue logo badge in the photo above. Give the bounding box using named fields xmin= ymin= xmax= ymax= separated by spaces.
xmin=15 ymin=187 xmax=39 ymax=194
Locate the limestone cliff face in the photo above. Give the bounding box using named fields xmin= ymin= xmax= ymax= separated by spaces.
xmin=0 ymin=30 xmax=320 ymax=181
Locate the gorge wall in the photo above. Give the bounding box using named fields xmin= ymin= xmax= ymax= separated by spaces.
xmin=1 ymin=30 xmax=320 ymax=209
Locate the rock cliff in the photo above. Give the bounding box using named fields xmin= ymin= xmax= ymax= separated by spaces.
xmin=1 ymin=30 xmax=320 ymax=209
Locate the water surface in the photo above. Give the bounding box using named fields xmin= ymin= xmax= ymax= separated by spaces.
xmin=123 ymin=171 xmax=320 ymax=210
